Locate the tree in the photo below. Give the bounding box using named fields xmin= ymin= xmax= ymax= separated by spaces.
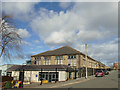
xmin=0 ymin=16 xmax=22 ymax=61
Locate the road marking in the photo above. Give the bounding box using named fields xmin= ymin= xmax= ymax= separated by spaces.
xmin=50 ymin=77 xmax=96 ymax=88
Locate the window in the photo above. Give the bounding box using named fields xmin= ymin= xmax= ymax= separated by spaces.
xmin=71 ymin=56 xmax=73 ymax=59
xmin=68 ymin=55 xmax=76 ymax=66
xmin=83 ymin=60 xmax=85 ymax=65
xmin=68 ymin=56 xmax=71 ymax=59
xmin=7 ymin=72 xmax=12 ymax=77
xmin=34 ymin=61 xmax=36 ymax=64
xmin=44 ymin=56 xmax=51 ymax=60
xmin=74 ymin=55 xmax=76 ymax=59
xmin=55 ymin=56 xmax=63 ymax=60
xmin=55 ymin=56 xmax=63 ymax=65
xmin=68 ymin=55 xmax=76 ymax=59
xmin=68 ymin=64 xmax=71 ymax=66
xmin=61 ymin=56 xmax=63 ymax=60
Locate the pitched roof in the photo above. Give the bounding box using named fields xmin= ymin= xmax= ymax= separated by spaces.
xmin=7 ymin=65 xmax=75 ymax=72
xmin=31 ymin=45 xmax=105 ymax=66
xmin=31 ymin=45 xmax=83 ymax=57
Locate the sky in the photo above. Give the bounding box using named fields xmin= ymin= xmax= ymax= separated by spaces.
xmin=1 ymin=1 xmax=118 ymax=66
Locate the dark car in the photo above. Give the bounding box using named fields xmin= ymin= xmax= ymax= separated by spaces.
xmin=95 ymin=70 xmax=105 ymax=77
xmin=104 ymin=70 xmax=109 ymax=75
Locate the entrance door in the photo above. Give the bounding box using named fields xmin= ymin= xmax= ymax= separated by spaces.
xmin=49 ymin=74 xmax=51 ymax=82
xmin=69 ymin=72 xmax=71 ymax=79
xmin=19 ymin=71 xmax=24 ymax=82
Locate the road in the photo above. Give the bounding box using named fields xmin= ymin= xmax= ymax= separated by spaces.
xmin=58 ymin=70 xmax=118 ymax=88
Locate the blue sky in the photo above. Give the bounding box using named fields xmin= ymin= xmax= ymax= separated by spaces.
xmin=1 ymin=2 xmax=118 ymax=66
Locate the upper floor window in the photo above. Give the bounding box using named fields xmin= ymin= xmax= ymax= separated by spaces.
xmin=44 ymin=56 xmax=51 ymax=60
xmin=55 ymin=56 xmax=63 ymax=60
xmin=35 ymin=57 xmax=41 ymax=60
xmin=34 ymin=61 xmax=36 ymax=64
xmin=68 ymin=55 xmax=76 ymax=59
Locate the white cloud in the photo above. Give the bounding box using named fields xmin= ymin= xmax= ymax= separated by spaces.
xmin=17 ymin=29 xmax=31 ymax=38
xmin=2 ymin=2 xmax=37 ymax=21
xmin=37 ymin=46 xmax=42 ymax=48
xmin=59 ymin=2 xmax=73 ymax=9
xmin=33 ymin=40 xmax=40 ymax=44
xmin=31 ymin=2 xmax=117 ymax=45
xmin=2 ymin=2 xmax=118 ymax=66
xmin=30 ymin=2 xmax=118 ymax=65
xmin=74 ymin=38 xmax=118 ymax=65
xmin=20 ymin=41 xmax=31 ymax=46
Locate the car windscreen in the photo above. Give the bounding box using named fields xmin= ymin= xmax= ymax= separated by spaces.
xmin=97 ymin=71 xmax=102 ymax=72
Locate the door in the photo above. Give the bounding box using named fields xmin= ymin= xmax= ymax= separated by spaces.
xmin=19 ymin=71 xmax=24 ymax=82
xmin=49 ymin=74 xmax=51 ymax=82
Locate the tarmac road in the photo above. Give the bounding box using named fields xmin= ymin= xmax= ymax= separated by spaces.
xmin=59 ymin=70 xmax=118 ymax=88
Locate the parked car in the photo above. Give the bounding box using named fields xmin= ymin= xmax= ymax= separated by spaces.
xmin=95 ymin=70 xmax=105 ymax=77
xmin=103 ymin=70 xmax=109 ymax=75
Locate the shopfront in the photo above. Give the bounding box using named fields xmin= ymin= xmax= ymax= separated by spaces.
xmin=39 ymin=72 xmax=59 ymax=82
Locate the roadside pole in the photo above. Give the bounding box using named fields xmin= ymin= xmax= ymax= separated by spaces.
xmin=40 ymin=68 xmax=43 ymax=85
xmin=85 ymin=44 xmax=88 ymax=79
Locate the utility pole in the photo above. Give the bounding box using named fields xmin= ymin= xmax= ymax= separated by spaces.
xmin=85 ymin=44 xmax=87 ymax=79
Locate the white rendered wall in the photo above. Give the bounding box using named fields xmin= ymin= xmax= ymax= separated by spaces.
xmin=59 ymin=71 xmax=66 ymax=81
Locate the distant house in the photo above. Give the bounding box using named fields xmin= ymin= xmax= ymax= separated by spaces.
xmin=113 ymin=63 xmax=120 ymax=70
xmin=0 ymin=64 xmax=16 ymax=76
xmin=26 ymin=60 xmax=31 ymax=65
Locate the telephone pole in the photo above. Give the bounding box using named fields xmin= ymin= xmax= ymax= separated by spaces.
xmin=85 ymin=44 xmax=88 ymax=79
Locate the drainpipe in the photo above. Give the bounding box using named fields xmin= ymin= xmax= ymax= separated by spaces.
xmin=75 ymin=68 xmax=77 ymax=79
xmin=66 ymin=67 xmax=68 ymax=81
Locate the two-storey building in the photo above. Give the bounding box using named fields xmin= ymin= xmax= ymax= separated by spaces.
xmin=7 ymin=46 xmax=106 ymax=83
xmin=31 ymin=46 xmax=105 ymax=78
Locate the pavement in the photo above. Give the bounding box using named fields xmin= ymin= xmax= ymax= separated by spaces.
xmin=24 ymin=74 xmax=96 ymax=88
xmin=23 ymin=70 xmax=116 ymax=88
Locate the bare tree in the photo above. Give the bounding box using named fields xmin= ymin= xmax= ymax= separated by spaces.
xmin=0 ymin=16 xmax=23 ymax=61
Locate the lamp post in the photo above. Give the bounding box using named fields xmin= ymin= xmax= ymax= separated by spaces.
xmin=85 ymin=44 xmax=88 ymax=79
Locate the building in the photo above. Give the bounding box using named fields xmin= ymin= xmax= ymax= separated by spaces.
xmin=7 ymin=65 xmax=76 ymax=82
xmin=0 ymin=64 xmax=16 ymax=76
xmin=113 ymin=63 xmax=120 ymax=70
xmin=7 ymin=46 xmax=106 ymax=83
xmin=26 ymin=60 xmax=32 ymax=65
xmin=31 ymin=46 xmax=106 ymax=77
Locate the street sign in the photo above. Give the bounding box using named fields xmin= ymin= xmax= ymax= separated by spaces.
xmin=36 ymin=74 xmax=38 ymax=77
